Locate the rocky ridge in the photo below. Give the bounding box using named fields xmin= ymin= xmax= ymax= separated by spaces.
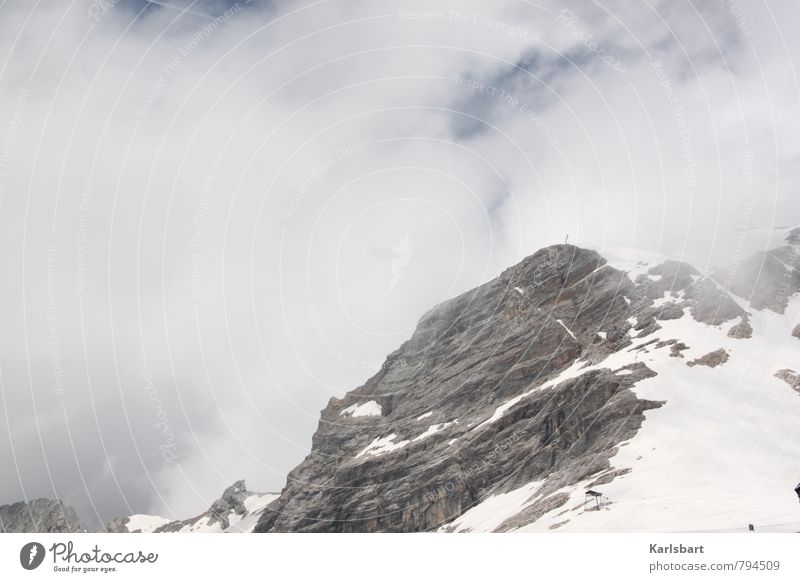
xmin=253 ymin=233 xmax=800 ymax=532
xmin=255 ymin=228 xmax=800 ymax=532
xmin=0 ymin=498 xmax=83 ymax=533
xmin=105 ymin=480 xmax=278 ymax=533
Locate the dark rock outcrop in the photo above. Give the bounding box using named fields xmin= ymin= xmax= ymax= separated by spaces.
xmin=687 ymin=349 xmax=730 ymax=368
xmin=775 ymin=369 xmax=800 ymax=393
xmin=154 ymin=480 xmax=257 ymax=532
xmin=670 ymin=342 xmax=689 ymax=358
xmin=0 ymin=499 xmax=83 ymax=533
xmin=103 ymin=479 xmax=278 ymax=533
xmin=632 ymin=260 xmax=744 ymax=326
xmin=728 ymin=316 xmax=753 ymax=339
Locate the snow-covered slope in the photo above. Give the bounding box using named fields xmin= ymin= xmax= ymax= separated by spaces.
xmin=442 ymin=231 xmax=800 ymax=532
xmin=448 ymin=294 xmax=800 ymax=532
xmin=118 ymin=514 xmax=171 ymax=533
xmin=89 ymin=229 xmax=800 ymax=534
xmin=225 ymin=493 xmax=280 ymax=533
xmin=256 ymin=231 xmax=800 ymax=533
xmin=106 ymin=481 xmax=278 ymax=533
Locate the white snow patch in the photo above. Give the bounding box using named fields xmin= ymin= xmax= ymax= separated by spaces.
xmin=243 ymin=493 xmax=278 ymax=514
xmin=514 ymin=286 xmax=524 ymax=295
xmin=356 ymin=434 xmax=410 ymax=457
xmin=597 ymin=331 xmax=607 ymax=340
xmin=124 ymin=515 xmax=171 ymax=533
xmin=225 ymin=513 xmax=261 ymax=533
xmin=443 ymin=480 xmax=544 ymax=532
xmin=413 ymin=421 xmax=457 ymax=442
xmin=358 ymin=421 xmax=459 ymax=457
xmin=340 ymin=400 xmax=382 ymax=417
xmin=652 ymin=296 xmax=672 ymax=308
xmin=416 ymin=411 xmax=433 ymax=421
xmin=226 ymin=511 xmax=243 ymax=528
xmin=225 ymin=493 xmax=280 ymax=533
xmin=180 ymin=516 xmax=222 ymax=533
xmin=509 ymin=293 xmax=800 ymax=533
xmin=653 ymin=290 xmax=686 ymax=308
xmin=476 ymin=394 xmax=530 ymax=430
xmin=474 ymin=359 xmax=597 ymax=430
xmin=556 ymin=319 xmax=578 ymax=340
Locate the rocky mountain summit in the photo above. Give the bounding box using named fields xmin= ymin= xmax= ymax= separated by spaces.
xmin=255 ymin=232 xmax=800 ymax=532
xmin=0 ymin=498 xmax=83 ymax=533
xmin=717 ymin=227 xmax=800 ymax=313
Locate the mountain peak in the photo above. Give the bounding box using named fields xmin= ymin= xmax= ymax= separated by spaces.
xmin=254 ymin=243 xmax=800 ymax=532
xmin=0 ymin=498 xmax=83 ymax=533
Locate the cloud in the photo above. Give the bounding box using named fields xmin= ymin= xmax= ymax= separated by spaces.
xmin=0 ymin=0 xmax=798 ymax=527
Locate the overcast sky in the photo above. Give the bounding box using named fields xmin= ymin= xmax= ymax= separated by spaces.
xmin=0 ymin=0 xmax=798 ymax=529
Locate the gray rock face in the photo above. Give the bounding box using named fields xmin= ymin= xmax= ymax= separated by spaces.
xmin=102 ymin=479 xmax=278 ymax=533
xmin=207 ymin=480 xmax=252 ymax=529
xmin=104 ymin=516 xmax=131 ymax=533
xmin=792 ymin=325 xmax=800 ymax=340
xmin=153 ymin=480 xmax=255 ymax=532
xmin=254 ymin=243 xmax=787 ymax=532
xmin=256 ymin=245 xmax=709 ymax=532
xmin=0 ymin=499 xmax=83 ymax=533
xmin=775 ymin=369 xmax=800 ymax=393
xmin=728 ymin=316 xmax=753 ymax=339
xmin=687 ymin=349 xmax=730 ymax=368
xmin=631 ymin=260 xmax=744 ymax=327
xmin=5 ymin=239 xmax=793 ymax=533
xmin=715 ymin=230 xmax=800 ymax=313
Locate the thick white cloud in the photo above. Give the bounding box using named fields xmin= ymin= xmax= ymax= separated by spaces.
xmin=0 ymin=0 xmax=797 ymax=527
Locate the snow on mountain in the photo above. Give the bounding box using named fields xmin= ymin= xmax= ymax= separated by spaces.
xmin=340 ymin=401 xmax=383 ymax=417
xmin=8 ymin=229 xmax=799 ymax=534
xmin=255 ymin=231 xmax=800 ymax=533
xmin=105 ymin=480 xmax=279 ymax=534
xmin=226 ymin=493 xmax=280 ymax=533
xmin=121 ymin=514 xmax=171 ymax=533
xmin=450 ymin=293 xmax=800 ymax=532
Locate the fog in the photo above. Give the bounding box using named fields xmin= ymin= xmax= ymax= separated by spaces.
xmin=0 ymin=0 xmax=798 ymax=528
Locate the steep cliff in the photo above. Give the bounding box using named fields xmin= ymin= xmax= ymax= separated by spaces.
xmin=256 ymin=237 xmax=800 ymax=532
